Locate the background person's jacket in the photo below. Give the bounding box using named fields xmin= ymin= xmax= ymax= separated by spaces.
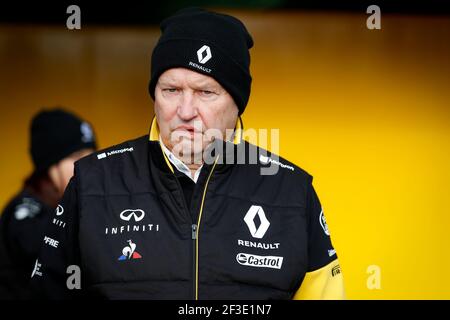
xmin=0 ymin=190 xmax=54 ymax=299
xmin=31 ymin=119 xmax=345 ymax=299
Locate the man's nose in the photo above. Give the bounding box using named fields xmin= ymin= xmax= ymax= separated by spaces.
xmin=177 ymin=91 xmax=198 ymax=120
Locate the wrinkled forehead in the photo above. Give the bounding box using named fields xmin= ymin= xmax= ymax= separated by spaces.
xmin=157 ymin=68 xmax=223 ymax=89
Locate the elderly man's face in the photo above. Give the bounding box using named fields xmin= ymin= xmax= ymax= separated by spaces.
xmin=154 ymin=68 xmax=238 ymax=163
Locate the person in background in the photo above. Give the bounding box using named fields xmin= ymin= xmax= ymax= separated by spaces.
xmin=0 ymin=108 xmax=97 ymax=299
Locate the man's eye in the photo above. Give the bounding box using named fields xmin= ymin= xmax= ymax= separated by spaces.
xmin=201 ymin=90 xmax=214 ymax=96
xmin=163 ymin=88 xmax=178 ymax=93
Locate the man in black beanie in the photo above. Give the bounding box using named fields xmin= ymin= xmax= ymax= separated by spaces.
xmin=149 ymin=7 xmax=253 ymax=116
xmin=32 ymin=8 xmax=344 ymax=300
xmin=0 ymin=108 xmax=96 ymax=299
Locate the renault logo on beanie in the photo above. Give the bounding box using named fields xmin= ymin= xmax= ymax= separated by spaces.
xmin=197 ymin=45 xmax=212 ymax=64
xmin=148 ymin=7 xmax=254 ymax=116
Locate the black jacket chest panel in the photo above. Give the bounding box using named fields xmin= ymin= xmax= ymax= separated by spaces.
xmin=75 ymin=136 xmax=311 ymax=299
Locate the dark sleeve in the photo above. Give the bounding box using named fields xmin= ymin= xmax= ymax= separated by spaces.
xmin=5 ymin=199 xmax=52 ymax=270
xmin=0 ymin=209 xmax=18 ymax=299
xmin=0 ymin=195 xmax=51 ymax=299
xmin=30 ymin=177 xmax=82 ymax=299
xmin=306 ymin=180 xmax=337 ymax=271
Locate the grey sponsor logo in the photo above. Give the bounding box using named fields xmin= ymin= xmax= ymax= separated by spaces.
xmin=31 ymin=259 xmax=42 ymax=278
xmin=43 ymin=236 xmax=59 ymax=248
xmin=319 ymin=209 xmax=330 ymax=236
xmin=14 ymin=198 xmax=41 ymax=220
xmin=97 ymin=147 xmax=134 ymax=160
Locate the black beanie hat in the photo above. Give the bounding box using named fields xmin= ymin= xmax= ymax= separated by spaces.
xmin=30 ymin=108 xmax=97 ymax=172
xmin=149 ymin=8 xmax=254 ymax=115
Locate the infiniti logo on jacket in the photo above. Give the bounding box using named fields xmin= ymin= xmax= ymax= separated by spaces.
xmin=120 ymin=209 xmax=145 ymax=222
xmin=104 ymin=208 xmax=160 ymax=235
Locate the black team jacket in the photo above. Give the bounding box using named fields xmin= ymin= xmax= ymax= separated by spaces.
xmin=31 ymin=118 xmax=345 ymax=299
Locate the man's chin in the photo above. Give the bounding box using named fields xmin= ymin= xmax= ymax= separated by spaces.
xmin=171 ymin=137 xmax=214 ymax=161
xmin=171 ymin=137 xmax=200 ymax=151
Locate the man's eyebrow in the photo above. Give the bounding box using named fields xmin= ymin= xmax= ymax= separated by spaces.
xmin=157 ymin=77 xmax=221 ymax=90
xmin=157 ymin=77 xmax=179 ymax=86
xmin=191 ymin=80 xmax=220 ymax=90
xmin=157 ymin=75 xmax=184 ymax=86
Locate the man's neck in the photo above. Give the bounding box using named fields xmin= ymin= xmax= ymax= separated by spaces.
xmin=186 ymin=163 xmax=202 ymax=177
xmin=159 ymin=137 xmax=204 ymax=182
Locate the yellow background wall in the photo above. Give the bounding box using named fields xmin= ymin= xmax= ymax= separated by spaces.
xmin=1 ymin=11 xmax=449 ymax=299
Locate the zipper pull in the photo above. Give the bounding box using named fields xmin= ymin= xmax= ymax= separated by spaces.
xmin=192 ymin=224 xmax=197 ymax=240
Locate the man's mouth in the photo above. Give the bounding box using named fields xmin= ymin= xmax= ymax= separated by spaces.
xmin=173 ymin=125 xmax=202 ymax=139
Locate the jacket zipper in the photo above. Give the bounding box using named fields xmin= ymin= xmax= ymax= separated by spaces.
xmin=193 ymin=156 xmax=219 ymax=300
xmin=191 ymin=223 xmax=197 ymax=300
xmin=159 ymin=142 xmax=218 ymax=299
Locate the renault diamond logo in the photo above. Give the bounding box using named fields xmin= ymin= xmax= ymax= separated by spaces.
xmin=197 ymin=45 xmax=212 ymax=64
xmin=243 ymin=205 xmax=270 ymax=239
xmin=120 ymin=209 xmax=145 ymax=222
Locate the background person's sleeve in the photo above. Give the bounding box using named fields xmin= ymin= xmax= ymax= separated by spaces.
xmin=0 ymin=195 xmax=54 ymax=299
xmin=293 ymin=180 xmax=345 ymax=300
xmin=30 ymin=177 xmax=82 ymax=299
